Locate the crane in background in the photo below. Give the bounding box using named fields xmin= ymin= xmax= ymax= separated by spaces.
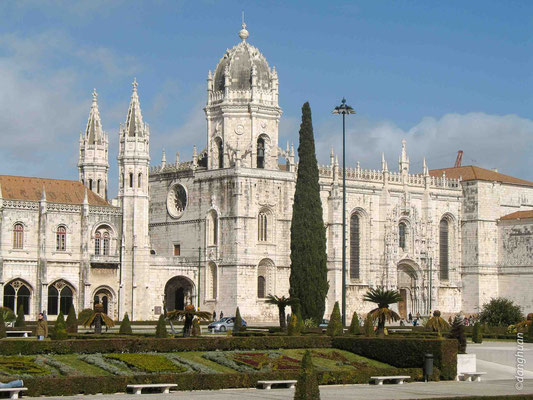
xmin=454 ymin=150 xmax=463 ymax=168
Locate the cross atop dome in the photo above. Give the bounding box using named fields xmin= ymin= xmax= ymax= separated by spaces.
xmin=239 ymin=11 xmax=249 ymax=41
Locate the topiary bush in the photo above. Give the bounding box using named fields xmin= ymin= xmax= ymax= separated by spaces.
xmin=233 ymin=307 xmax=243 ymax=335
xmin=288 ymin=314 xmax=300 ymax=336
xmin=0 ymin=307 xmax=16 ymax=324
xmin=51 ymin=312 xmax=68 ymax=340
xmin=119 ymin=313 xmax=133 ymax=335
xmin=363 ymin=313 xmax=374 ymax=337
xmin=0 ymin=312 xmax=6 ymax=339
xmin=155 ymin=315 xmax=168 ymax=338
xmin=479 ymin=297 xmax=524 ymax=327
xmin=472 ymin=322 xmax=482 ymax=344
xmin=448 ymin=315 xmax=466 ymax=354
xmin=326 ymin=302 xmax=343 ymax=337
xmin=294 ymin=350 xmax=320 ymax=400
xmin=66 ymin=305 xmax=78 ymax=334
xmin=348 ymin=312 xmax=360 ymax=335
xmin=15 ymin=305 xmax=25 ymax=328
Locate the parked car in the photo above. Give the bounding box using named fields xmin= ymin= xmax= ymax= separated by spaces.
xmin=208 ymin=317 xmax=247 ymax=332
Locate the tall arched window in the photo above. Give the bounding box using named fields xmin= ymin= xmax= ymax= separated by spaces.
xmin=399 ymin=222 xmax=407 ymax=250
xmin=95 ymin=232 xmax=101 ymax=255
xmin=214 ymin=137 xmax=223 ymax=168
xmin=257 ymin=137 xmax=265 ymax=169
xmin=257 ymin=276 xmax=266 ymax=298
xmin=208 ymin=263 xmax=217 ymax=299
xmin=138 ymin=173 xmax=142 ymax=188
xmin=13 ymin=223 xmax=24 ymax=249
xmin=3 ymin=284 xmax=15 ymax=312
xmin=47 ymin=286 xmax=58 ymax=315
xmin=440 ymin=219 xmax=449 ymax=280
xmin=97 ymin=179 xmax=101 ymax=194
xmin=103 ymin=232 xmax=110 ymax=255
xmin=258 ymin=212 xmax=268 ymax=242
xmin=350 ymin=214 xmax=360 ymax=279
xmin=56 ymin=226 xmax=66 ymax=251
xmin=207 ymin=211 xmax=218 ymax=246
xmin=129 ymin=172 xmax=134 ymax=188
xmin=59 ymin=286 xmax=73 ymax=315
xmin=3 ymin=280 xmax=31 ymax=314
xmin=89 ymin=179 xmax=93 ymax=190
xmin=94 ymin=226 xmax=113 ymax=256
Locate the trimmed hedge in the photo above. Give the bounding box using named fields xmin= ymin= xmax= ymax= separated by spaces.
xmin=24 ymin=368 xmax=424 ymax=397
xmin=333 ymin=337 xmax=457 ymax=380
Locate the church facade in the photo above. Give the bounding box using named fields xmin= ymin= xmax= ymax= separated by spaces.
xmin=1 ymin=24 xmax=532 ymax=322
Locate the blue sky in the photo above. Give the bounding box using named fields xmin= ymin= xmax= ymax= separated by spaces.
xmin=0 ymin=1 xmax=531 ymax=196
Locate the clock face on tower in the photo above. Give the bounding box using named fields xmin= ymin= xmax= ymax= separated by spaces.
xmin=234 ymin=124 xmax=244 ymax=135
xmin=167 ymin=184 xmax=188 ymax=218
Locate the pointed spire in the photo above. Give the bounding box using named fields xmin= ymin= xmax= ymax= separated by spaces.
xmin=381 ymin=153 xmax=386 ymax=171
xmin=239 ymin=11 xmax=249 ymax=41
xmin=85 ymin=88 xmax=104 ymax=144
xmin=125 ymin=78 xmax=144 ymax=137
xmin=161 ymin=149 xmax=167 ymax=169
xmin=399 ymin=138 xmax=410 ymax=174
xmin=176 ymin=152 xmax=180 ymax=166
xmin=330 ymin=147 xmax=335 ymax=165
xmin=423 ymin=157 xmax=428 ymax=176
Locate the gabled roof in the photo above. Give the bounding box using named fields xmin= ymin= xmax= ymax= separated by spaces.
xmin=429 ymin=165 xmax=533 ymax=187
xmin=500 ymin=210 xmax=533 ymax=221
xmin=0 ymin=175 xmax=110 ymax=206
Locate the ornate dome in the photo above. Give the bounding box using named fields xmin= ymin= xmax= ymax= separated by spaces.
xmin=213 ymin=23 xmax=272 ymax=92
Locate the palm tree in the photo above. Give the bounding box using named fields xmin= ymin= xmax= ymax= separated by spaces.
xmin=265 ymin=295 xmax=299 ymax=332
xmin=363 ymin=287 xmax=403 ymax=335
xmin=426 ymin=310 xmax=449 ymax=336
xmin=81 ymin=304 xmax=115 ymax=334
xmin=166 ymin=304 xmax=212 ymax=337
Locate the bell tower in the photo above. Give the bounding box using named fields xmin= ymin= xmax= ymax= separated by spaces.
xmin=205 ymin=22 xmax=282 ymax=170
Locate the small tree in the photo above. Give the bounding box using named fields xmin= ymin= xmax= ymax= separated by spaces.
xmin=15 ymin=305 xmax=25 ymax=328
xmin=66 ymin=304 xmax=78 ymax=334
xmin=479 ymin=297 xmax=523 ymax=327
xmin=472 ymin=321 xmax=483 ymax=343
xmin=348 ymin=312 xmax=360 ymax=335
xmin=82 ymin=304 xmax=115 ymax=334
xmin=326 ymin=302 xmax=343 ymax=337
xmin=294 ymin=350 xmax=320 ymax=400
xmin=0 ymin=312 xmax=6 ymax=339
xmin=363 ymin=288 xmax=402 ymax=335
xmin=288 ymin=314 xmax=300 ymax=336
xmin=265 ymin=295 xmax=299 ymax=332
xmin=233 ymin=307 xmax=243 ymax=335
xmin=448 ymin=315 xmax=467 ymax=354
xmin=119 ymin=313 xmax=133 ymax=334
xmin=51 ymin=312 xmax=68 ymax=340
xmin=155 ymin=314 xmax=168 ymax=338
xmin=363 ymin=313 xmax=374 ymax=337
xmin=78 ymin=308 xmax=94 ymax=324
xmin=0 ymin=307 xmax=16 ymax=324
xmin=426 ymin=310 xmax=449 ymax=336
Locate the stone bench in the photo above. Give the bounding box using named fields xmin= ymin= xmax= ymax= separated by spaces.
xmin=457 ymin=372 xmax=486 ymax=382
xmin=5 ymin=331 xmax=32 ymax=338
xmin=370 ymin=375 xmax=410 ymax=385
xmin=0 ymin=387 xmax=27 ymax=399
xmin=257 ymin=380 xmax=297 ymax=390
xmin=126 ymin=384 xmax=177 ymax=394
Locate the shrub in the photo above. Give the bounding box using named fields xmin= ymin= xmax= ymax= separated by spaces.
xmin=15 ymin=305 xmax=25 ymax=328
xmin=155 ymin=315 xmax=168 ymax=338
xmin=479 ymin=297 xmax=524 ymax=327
xmin=294 ymin=350 xmax=320 ymax=400
xmin=0 ymin=312 xmax=6 ymax=339
xmin=233 ymin=308 xmax=243 ymax=335
xmin=288 ymin=314 xmax=300 ymax=336
xmin=348 ymin=312 xmax=360 ymax=335
xmin=472 ymin=322 xmax=482 ymax=344
xmin=363 ymin=314 xmax=374 ymax=337
xmin=296 ymin=310 xmax=305 ymax=333
xmin=119 ymin=314 xmax=133 ymax=335
xmin=66 ymin=305 xmax=78 ymax=334
xmin=191 ymin=318 xmax=201 ymax=337
xmin=326 ymin=302 xmax=343 ymax=337
xmin=0 ymin=307 xmax=16 ymax=323
xmin=528 ymin=320 xmax=533 ymax=344
xmin=51 ymin=312 xmax=68 ymax=340
xmin=448 ymin=315 xmax=466 ymax=354
xmin=78 ymin=308 xmax=94 ymax=324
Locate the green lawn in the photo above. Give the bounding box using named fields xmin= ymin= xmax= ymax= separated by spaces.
xmin=177 ymin=351 xmax=237 ymax=373
xmin=54 ymin=354 xmax=111 ymax=376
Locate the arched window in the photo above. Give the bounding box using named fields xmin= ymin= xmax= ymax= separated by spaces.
xmin=257 ymin=138 xmax=265 ymax=169
xmin=3 ymin=280 xmax=31 ymax=315
xmin=214 ymin=138 xmax=223 ymax=169
xmin=13 ymin=223 xmax=24 ymax=249
xmin=47 ymin=286 xmax=58 ymax=315
xmin=138 ymin=173 xmax=142 ymax=188
xmin=399 ymin=222 xmax=407 ymax=250
xmin=89 ymin=179 xmax=93 ymax=191
xmin=97 ymin=179 xmax=101 ymax=194
xmin=129 ymin=173 xmax=133 ymax=188
xmin=103 ymin=232 xmax=110 ymax=256
xmin=440 ymin=219 xmax=449 ymax=280
xmin=207 ymin=211 xmax=218 ymax=246
xmin=350 ymin=214 xmax=360 ymax=279
xmin=257 ymin=276 xmax=266 ymax=298
xmin=56 ymin=226 xmax=66 ymax=251
xmin=59 ymin=286 xmax=73 ymax=315
xmin=95 ymin=232 xmax=101 ymax=255
xmin=258 ymin=212 xmax=268 ymax=242
xmin=208 ymin=263 xmax=218 ymax=299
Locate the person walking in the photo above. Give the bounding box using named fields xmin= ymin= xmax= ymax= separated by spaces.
xmin=212 ymin=311 xmax=217 ymax=321
xmin=36 ymin=312 xmax=48 ymax=340
xmin=408 ymin=313 xmax=412 ymax=323
xmin=220 ymin=311 xmax=224 ymax=319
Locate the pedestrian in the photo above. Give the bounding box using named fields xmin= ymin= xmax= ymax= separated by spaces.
xmin=408 ymin=313 xmax=412 ymax=323
xmin=212 ymin=311 xmax=217 ymax=321
xmin=286 ymin=313 xmax=291 ymax=326
xmin=42 ymin=310 xmax=47 ymax=321
xmin=416 ymin=312 xmax=421 ymax=320
xmin=36 ymin=312 xmax=48 ymax=340
xmin=220 ymin=311 xmax=224 ymax=319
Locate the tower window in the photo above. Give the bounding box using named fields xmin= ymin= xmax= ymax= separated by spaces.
xmin=95 ymin=232 xmax=101 ymax=255
xmin=257 ymin=276 xmax=266 ymax=299
xmin=56 ymin=226 xmax=66 ymax=251
xmin=13 ymin=223 xmax=24 ymax=249
xmin=89 ymin=179 xmax=93 ymax=191
xmin=138 ymin=173 xmax=142 ymax=188
xmin=399 ymin=222 xmax=407 ymax=250
xmin=97 ymin=180 xmax=101 ymax=194
xmin=258 ymin=211 xmax=268 ymax=242
xmin=440 ymin=219 xmax=449 ymax=280
xmin=350 ymin=214 xmax=360 ymax=279
xmin=129 ymin=173 xmax=133 ymax=188
xmin=257 ymin=138 xmax=265 ymax=169
xmin=174 ymin=244 xmax=181 ymax=256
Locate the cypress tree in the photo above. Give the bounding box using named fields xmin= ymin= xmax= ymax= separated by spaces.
xmin=15 ymin=305 xmax=25 ymax=328
xmin=448 ymin=315 xmax=467 ymax=353
xmin=233 ymin=307 xmax=243 ymax=334
xmin=363 ymin=313 xmax=375 ymax=337
xmin=0 ymin=312 xmax=6 ymax=339
xmin=119 ymin=313 xmax=133 ymax=335
xmin=66 ymin=304 xmax=78 ymax=334
xmin=289 ymin=102 xmax=329 ymax=324
xmin=51 ymin=312 xmax=68 ymax=340
xmin=155 ymin=314 xmax=168 ymax=338
xmin=294 ymin=350 xmax=320 ymax=400
xmin=348 ymin=312 xmax=360 ymax=335
xmin=472 ymin=322 xmax=482 ymax=343
xmin=326 ymin=302 xmax=343 ymax=336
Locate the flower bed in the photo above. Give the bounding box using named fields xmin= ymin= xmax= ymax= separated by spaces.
xmin=105 ymin=354 xmax=187 ymax=373
xmin=0 ymin=356 xmax=50 ymax=376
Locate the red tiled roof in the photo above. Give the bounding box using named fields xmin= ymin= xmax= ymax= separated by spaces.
xmin=429 ymin=166 xmax=533 ymax=187
xmin=500 ymin=210 xmax=533 ymax=221
xmin=0 ymin=175 xmax=110 ymax=206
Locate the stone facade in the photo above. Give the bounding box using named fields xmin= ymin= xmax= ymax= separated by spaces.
xmin=1 ymin=23 xmax=532 ymax=322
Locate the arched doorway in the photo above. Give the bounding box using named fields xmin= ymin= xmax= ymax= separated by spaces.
xmin=164 ymin=276 xmax=195 ymax=311
xmin=397 ymin=263 xmax=420 ymax=319
xmin=93 ymin=287 xmax=114 ymax=317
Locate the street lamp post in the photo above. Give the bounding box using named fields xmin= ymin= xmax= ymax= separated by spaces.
xmin=332 ymin=98 xmax=355 ymax=326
